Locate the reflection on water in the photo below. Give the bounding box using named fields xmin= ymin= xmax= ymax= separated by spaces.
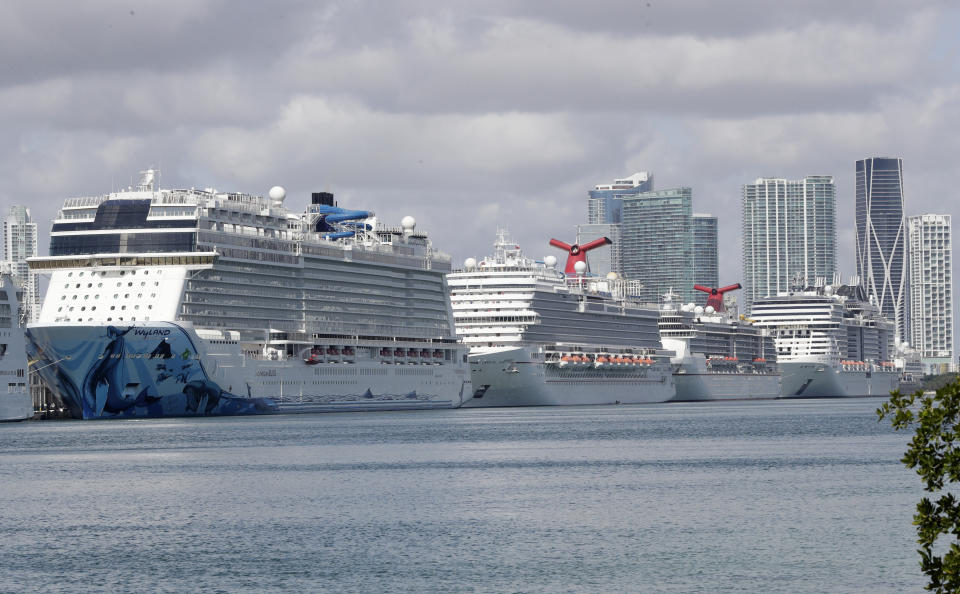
xmin=0 ymin=398 xmax=922 ymax=593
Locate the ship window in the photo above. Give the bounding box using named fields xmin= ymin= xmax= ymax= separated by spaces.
xmin=110 ymin=306 xmax=115 ymax=310
xmin=57 ymin=307 xmax=62 ymax=312
xmin=79 ymin=272 xmax=84 ymax=277
xmin=121 ymin=306 xmax=126 ymax=310
xmin=91 ymin=306 xmax=96 ymax=311
xmin=87 ymin=283 xmax=92 ymax=288
xmin=113 ymin=294 xmax=118 ymax=298
xmin=107 ymin=317 xmax=112 ymax=321
xmin=124 ymin=294 xmax=129 ymax=298
xmin=81 ymin=307 xmax=85 ymax=311
xmin=120 ymin=271 xmax=125 ymax=275
xmin=95 ymin=294 xmax=99 ymax=299
xmin=61 ymin=296 xmax=65 ymax=300
xmin=72 ymin=295 xmax=77 ymax=300
xmin=75 ymin=283 xmax=80 ymax=288
xmin=148 ymin=305 xmax=153 ymax=310
xmin=128 ymin=282 xmax=133 ymax=287
xmin=97 ymin=283 xmax=102 ymax=288
xmin=155 ymin=282 xmax=159 ymax=286
xmin=135 ymin=305 xmax=140 ymax=310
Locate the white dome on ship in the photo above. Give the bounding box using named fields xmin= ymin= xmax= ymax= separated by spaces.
xmin=573 ymin=261 xmax=587 ymax=274
xmin=544 ymin=255 xmax=557 ymax=268
xmin=694 ymin=306 xmax=704 ymax=315
xmin=464 ymin=257 xmax=477 ymax=270
xmin=704 ymin=305 xmax=715 ymax=314
xmin=606 ymin=272 xmax=618 ymax=280
xmin=268 ymin=186 xmax=286 ymax=201
xmin=401 ymin=216 xmax=416 ymax=230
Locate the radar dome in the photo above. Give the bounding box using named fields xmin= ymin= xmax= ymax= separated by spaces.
xmin=704 ymin=305 xmax=715 ymax=314
xmin=544 ymin=255 xmax=558 ymax=268
xmin=573 ymin=261 xmax=587 ymax=274
xmin=824 ymin=285 xmax=834 ymax=296
xmin=464 ymin=257 xmax=477 ymax=270
xmin=606 ymin=272 xmax=618 ymax=280
xmin=401 ymin=216 xmax=416 ymax=230
xmin=268 ymin=186 xmax=286 ymax=201
xmin=694 ymin=306 xmax=704 ymax=315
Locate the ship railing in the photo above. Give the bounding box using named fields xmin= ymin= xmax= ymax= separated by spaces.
xmin=62 ymin=196 xmax=108 ymax=209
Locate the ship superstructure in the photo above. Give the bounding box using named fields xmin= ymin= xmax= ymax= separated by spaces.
xmin=447 ymin=230 xmax=675 ymax=407
xmin=659 ymin=289 xmax=780 ymax=401
xmin=0 ymin=269 xmax=31 ymax=421
xmin=27 ymin=170 xmax=470 ymax=419
xmin=748 ymin=279 xmax=899 ymax=397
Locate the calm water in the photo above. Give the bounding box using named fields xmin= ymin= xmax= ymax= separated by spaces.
xmin=0 ymin=398 xmax=925 ymax=593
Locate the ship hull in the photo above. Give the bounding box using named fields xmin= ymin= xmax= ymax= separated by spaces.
xmin=0 ymin=394 xmax=32 ymax=421
xmin=27 ymin=322 xmax=471 ymax=419
xmin=779 ymin=362 xmax=899 ymax=398
xmin=671 ymin=372 xmax=781 ymax=401
xmin=462 ymin=347 xmax=675 ymax=407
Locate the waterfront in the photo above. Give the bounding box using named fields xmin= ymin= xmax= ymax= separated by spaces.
xmin=0 ymin=398 xmax=922 ymax=592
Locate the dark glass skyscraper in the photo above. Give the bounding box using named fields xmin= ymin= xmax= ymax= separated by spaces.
xmin=855 ymin=157 xmax=907 ymax=342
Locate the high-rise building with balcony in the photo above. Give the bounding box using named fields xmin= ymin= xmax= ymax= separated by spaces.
xmin=741 ymin=176 xmax=837 ymax=312
xmin=856 ymin=157 xmax=907 ymax=342
xmin=907 ymin=214 xmax=953 ymax=373
xmin=692 ymin=213 xmax=718 ymax=289
xmin=2 ymin=206 xmax=38 ymax=323
xmin=587 ymin=172 xmax=653 ymax=224
xmin=621 ymin=187 xmax=694 ymax=303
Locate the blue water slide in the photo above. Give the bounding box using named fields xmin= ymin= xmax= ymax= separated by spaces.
xmin=313 ymin=205 xmax=372 ymax=239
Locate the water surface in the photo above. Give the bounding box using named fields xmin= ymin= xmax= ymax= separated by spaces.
xmin=0 ymin=398 xmax=924 ymax=592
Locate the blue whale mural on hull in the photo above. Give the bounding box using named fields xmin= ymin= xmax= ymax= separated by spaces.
xmin=27 ymin=323 xmax=277 ymax=419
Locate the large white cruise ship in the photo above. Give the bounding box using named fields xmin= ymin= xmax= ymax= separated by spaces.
xmin=447 ymin=231 xmax=675 ymax=407
xmin=0 ymin=271 xmax=31 ymax=421
xmin=659 ymin=289 xmax=781 ymax=401
xmin=748 ymin=279 xmax=899 ymax=398
xmin=26 ymin=170 xmax=471 ymax=419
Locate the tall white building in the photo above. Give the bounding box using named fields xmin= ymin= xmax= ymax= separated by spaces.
xmin=741 ymin=176 xmax=837 ymax=313
xmin=2 ymin=206 xmax=39 ymax=323
xmin=907 ymin=214 xmax=954 ymax=374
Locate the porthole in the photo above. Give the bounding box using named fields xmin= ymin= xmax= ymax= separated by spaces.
xmin=110 ymin=306 xmax=115 ymax=310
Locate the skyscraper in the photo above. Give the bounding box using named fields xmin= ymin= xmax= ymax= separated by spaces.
xmin=587 ymin=172 xmax=653 ymax=224
xmin=907 ymin=214 xmax=954 ymax=373
xmin=856 ymin=157 xmax=907 ymax=342
xmin=576 ymin=223 xmax=621 ymax=278
xmin=621 ymin=187 xmax=694 ymax=303
xmin=692 ymin=213 xmax=718 ymax=289
xmin=2 ymin=206 xmax=38 ymax=323
xmin=741 ymin=176 xmax=837 ymax=312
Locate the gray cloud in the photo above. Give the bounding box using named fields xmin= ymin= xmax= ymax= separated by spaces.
xmin=1 ymin=0 xmax=958 ymax=317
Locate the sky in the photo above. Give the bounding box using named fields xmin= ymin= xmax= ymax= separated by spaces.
xmin=2 ymin=0 xmax=959 ymax=292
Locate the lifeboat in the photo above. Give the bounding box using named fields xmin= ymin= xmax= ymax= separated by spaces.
xmin=596 ymin=356 xmax=608 ymax=367
xmin=343 ymin=347 xmax=355 ymax=356
xmin=304 ymin=348 xmax=323 ymax=365
xmin=753 ymin=357 xmax=766 ymax=363
xmin=433 ymin=350 xmax=443 ymax=358
xmin=420 ymin=349 xmax=431 ymax=358
xmin=645 ymin=358 xmax=654 ymax=365
xmin=380 ymin=348 xmax=392 ymax=357
xmin=326 ymin=346 xmax=340 ymax=356
xmin=394 ymin=348 xmax=404 ymax=357
xmin=408 ymin=349 xmax=418 ymax=357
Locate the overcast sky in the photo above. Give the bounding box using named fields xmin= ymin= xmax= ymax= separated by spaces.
xmin=3 ymin=0 xmax=959 ymax=291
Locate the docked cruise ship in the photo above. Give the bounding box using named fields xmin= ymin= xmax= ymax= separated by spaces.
xmin=659 ymin=289 xmax=780 ymax=401
xmin=748 ymin=280 xmax=899 ymax=398
xmin=447 ymin=231 xmax=675 ymax=407
xmin=26 ymin=170 xmax=471 ymax=419
xmin=0 ymin=271 xmax=31 ymax=421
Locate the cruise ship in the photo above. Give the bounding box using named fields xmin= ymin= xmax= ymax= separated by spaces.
xmin=0 ymin=271 xmax=31 ymax=421
xmin=447 ymin=231 xmax=675 ymax=407
xmin=659 ymin=288 xmax=780 ymax=401
xmin=748 ymin=279 xmax=899 ymax=398
xmin=26 ymin=170 xmax=471 ymax=419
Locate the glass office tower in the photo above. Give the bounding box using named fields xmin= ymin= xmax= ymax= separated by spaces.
xmin=856 ymin=157 xmax=907 ymax=342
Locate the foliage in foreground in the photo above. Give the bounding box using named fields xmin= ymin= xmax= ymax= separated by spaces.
xmin=878 ymin=380 xmax=960 ymax=592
